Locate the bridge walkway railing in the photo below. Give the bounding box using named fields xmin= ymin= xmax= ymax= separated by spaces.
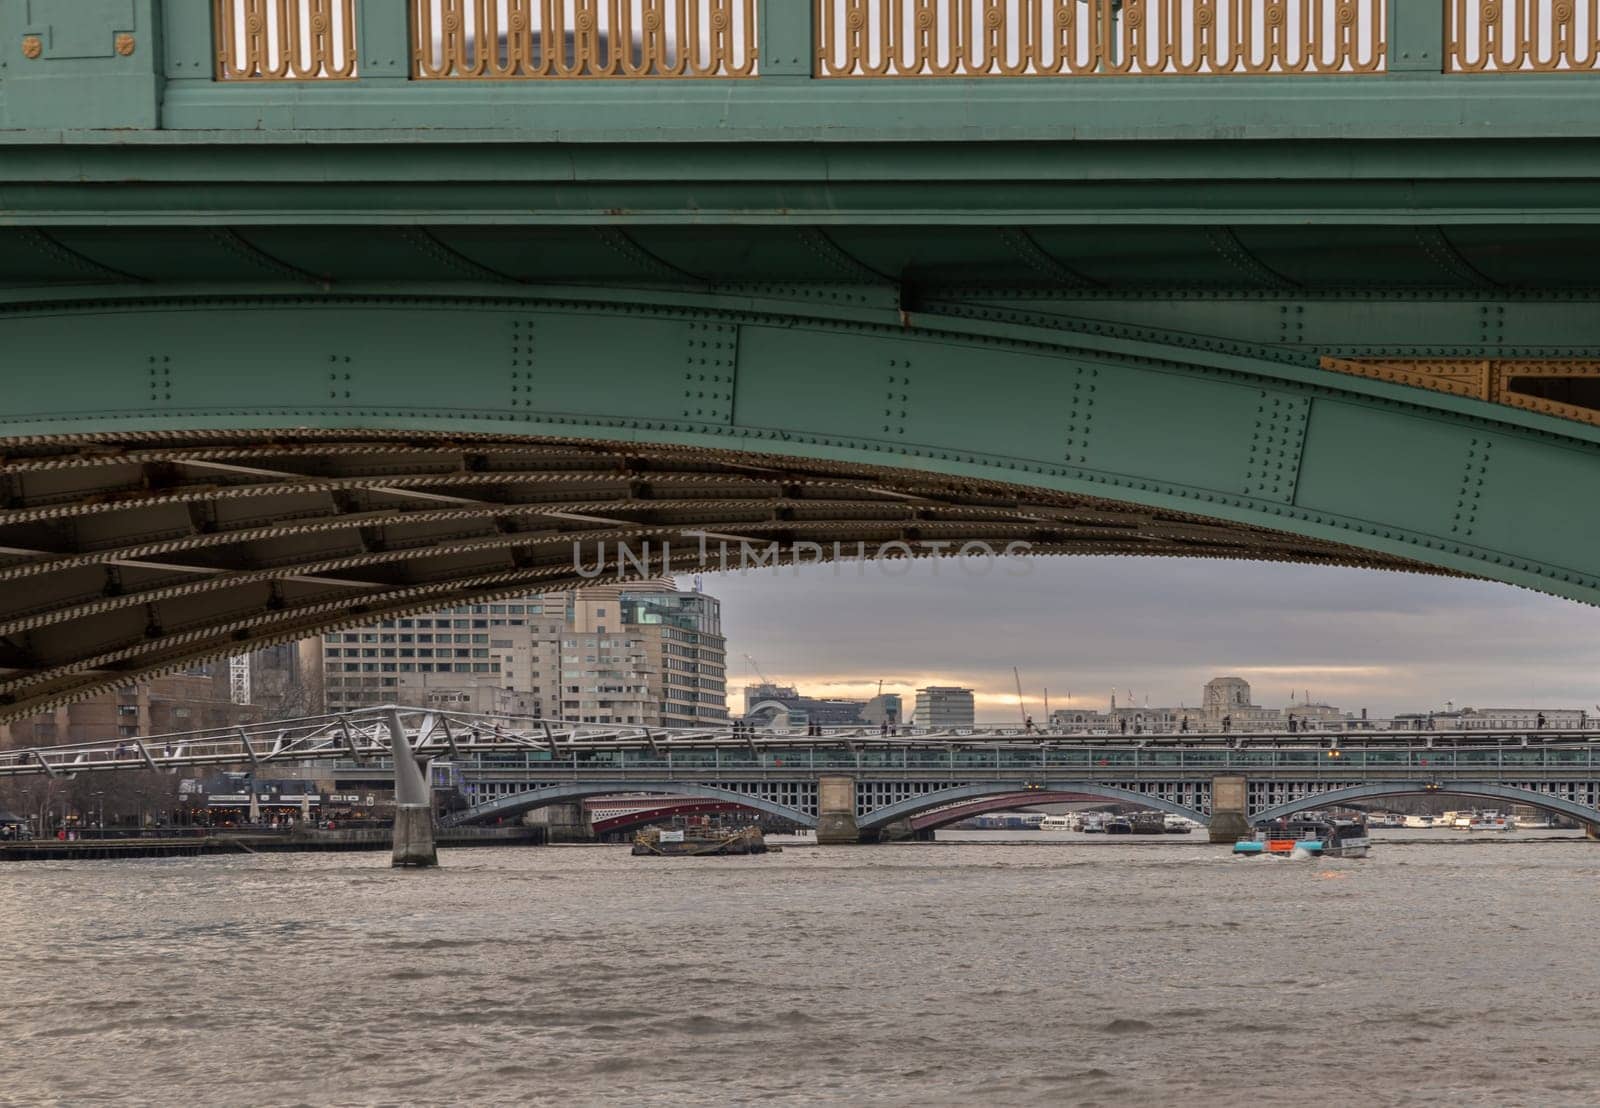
xmin=199 ymin=1 xmax=1600 ymax=84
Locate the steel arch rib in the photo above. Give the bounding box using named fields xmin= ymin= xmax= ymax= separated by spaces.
xmin=1250 ymin=782 xmax=1600 ymax=827
xmin=441 ymin=782 xmax=817 ymax=829
xmin=857 ymin=783 xmax=1211 ymax=832
xmin=908 ymin=790 xmax=1143 ymax=831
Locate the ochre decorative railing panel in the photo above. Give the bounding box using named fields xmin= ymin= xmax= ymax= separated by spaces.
xmin=1320 ymin=357 xmax=1600 ymax=429
xmin=215 ymin=0 xmax=358 ymax=80
xmin=816 ymin=0 xmax=1386 ymax=76
xmin=1448 ymin=0 xmax=1600 ymax=71
xmin=413 ymin=0 xmax=758 ymax=78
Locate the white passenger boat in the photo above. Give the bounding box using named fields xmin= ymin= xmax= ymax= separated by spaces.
xmin=1038 ymin=814 xmax=1073 ymax=831
xmin=1402 ymin=814 xmax=1435 ymax=829
xmin=1234 ymin=818 xmax=1370 ymax=859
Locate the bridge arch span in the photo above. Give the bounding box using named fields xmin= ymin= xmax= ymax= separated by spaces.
xmin=858 ymin=783 xmax=1210 ymax=833
xmin=1251 ymin=782 xmax=1600 ymax=829
xmin=442 ymin=782 xmax=817 ymax=829
xmin=7 ymin=279 xmax=1600 ymax=718
xmin=907 ymin=790 xmax=1125 ymax=832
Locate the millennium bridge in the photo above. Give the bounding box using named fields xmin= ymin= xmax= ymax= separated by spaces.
xmin=3 ymin=707 xmax=1599 ymax=858
xmin=4 ymin=2 xmax=1600 ymax=861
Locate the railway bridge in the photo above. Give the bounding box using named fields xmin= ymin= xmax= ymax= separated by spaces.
xmin=0 ymin=1 xmax=1597 ymax=726
xmin=3 ymin=708 xmax=1599 ymax=858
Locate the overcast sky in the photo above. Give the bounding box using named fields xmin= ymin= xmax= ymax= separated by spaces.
xmin=696 ymin=557 xmax=1600 ymax=724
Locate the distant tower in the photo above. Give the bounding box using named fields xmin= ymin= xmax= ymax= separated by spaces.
xmin=229 ymin=654 xmax=251 ymax=706
xmin=1203 ymin=676 xmax=1252 ymax=714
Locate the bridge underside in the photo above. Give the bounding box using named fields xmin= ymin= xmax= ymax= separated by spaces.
xmin=6 ymin=139 xmax=1600 ymax=717
xmin=0 ymin=432 xmax=1428 ymax=719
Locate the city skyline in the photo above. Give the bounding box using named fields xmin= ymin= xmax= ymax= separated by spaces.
xmin=709 ymin=556 xmax=1600 ymax=723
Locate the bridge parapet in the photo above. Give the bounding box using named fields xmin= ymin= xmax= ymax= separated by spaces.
xmin=7 ymin=2 xmax=1598 ymax=133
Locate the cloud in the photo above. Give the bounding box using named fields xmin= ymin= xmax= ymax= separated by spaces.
xmin=699 ymin=556 xmax=1600 ymax=722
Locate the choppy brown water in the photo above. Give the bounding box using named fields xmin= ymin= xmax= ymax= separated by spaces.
xmin=2 ymin=832 xmax=1598 ymax=1107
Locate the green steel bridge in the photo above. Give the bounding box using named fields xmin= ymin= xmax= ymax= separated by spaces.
xmin=1 ymin=0 xmax=1600 ymax=733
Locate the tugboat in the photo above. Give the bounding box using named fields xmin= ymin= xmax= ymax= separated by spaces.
xmin=1233 ymin=817 xmax=1370 ymax=859
xmin=632 ymin=824 xmax=777 ymax=856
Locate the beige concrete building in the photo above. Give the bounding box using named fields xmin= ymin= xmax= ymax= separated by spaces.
xmin=316 ymin=580 xmax=726 ymax=727
xmin=320 ymin=597 xmax=564 ymax=718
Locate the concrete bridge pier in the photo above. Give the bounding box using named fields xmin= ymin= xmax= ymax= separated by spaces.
xmin=388 ymin=710 xmax=438 ymax=867
xmin=523 ymin=803 xmax=595 ymax=844
xmin=816 ymin=776 xmax=862 ymax=844
xmin=1208 ymin=775 xmax=1252 ymax=845
xmin=1586 ymin=823 xmax=1600 ymax=842
xmin=875 ymin=818 xmax=934 ymax=843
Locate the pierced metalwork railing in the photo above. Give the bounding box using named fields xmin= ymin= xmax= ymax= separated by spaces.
xmin=215 ymin=0 xmax=358 ymax=80
xmin=1448 ymin=0 xmax=1600 ymax=71
xmin=413 ymin=0 xmax=759 ymax=78
xmin=815 ymin=0 xmax=1387 ymax=76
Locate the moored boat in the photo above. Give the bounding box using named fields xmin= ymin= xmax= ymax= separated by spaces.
xmin=632 ymin=825 xmax=776 ymax=856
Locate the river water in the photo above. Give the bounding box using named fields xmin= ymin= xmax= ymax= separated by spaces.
xmin=2 ymin=831 xmax=1597 ymax=1107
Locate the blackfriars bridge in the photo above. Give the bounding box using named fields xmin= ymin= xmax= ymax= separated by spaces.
xmin=3 ymin=707 xmax=1599 ymax=860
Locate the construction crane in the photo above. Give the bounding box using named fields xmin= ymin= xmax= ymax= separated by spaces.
xmin=743 ymin=654 xmax=786 ymax=692
xmin=1013 ymin=666 xmax=1028 ymax=728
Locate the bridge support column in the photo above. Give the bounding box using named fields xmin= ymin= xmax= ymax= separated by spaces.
xmin=815 ymin=776 xmax=861 ymax=844
xmin=1208 ymin=774 xmax=1252 ymax=845
xmin=1586 ymin=823 xmax=1600 ymax=841
xmin=523 ymin=802 xmax=594 ymax=844
xmin=875 ymin=818 xmax=933 ymax=842
xmin=387 ymin=710 xmax=437 ymax=868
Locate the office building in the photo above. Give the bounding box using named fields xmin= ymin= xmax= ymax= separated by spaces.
xmin=915 ymin=686 xmax=976 ymax=729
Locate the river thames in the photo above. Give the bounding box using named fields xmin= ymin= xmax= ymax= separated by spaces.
xmin=2 ymin=832 xmax=1597 ymax=1106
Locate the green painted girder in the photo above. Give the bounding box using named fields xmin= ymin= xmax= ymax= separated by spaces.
xmin=0 ymin=290 xmax=1597 ymax=607
xmin=3 ymin=140 xmax=1600 ymax=227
